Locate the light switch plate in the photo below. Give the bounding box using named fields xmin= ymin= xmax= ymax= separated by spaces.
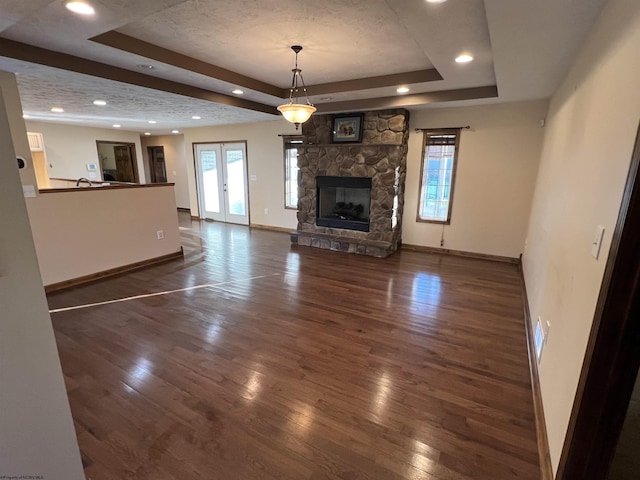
xmin=592 ymin=225 xmax=605 ymax=259
xmin=534 ymin=317 xmax=544 ymax=362
xmin=22 ymin=185 xmax=36 ymax=198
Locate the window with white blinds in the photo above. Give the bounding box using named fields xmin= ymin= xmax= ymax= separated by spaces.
xmin=417 ymin=129 xmax=461 ymax=223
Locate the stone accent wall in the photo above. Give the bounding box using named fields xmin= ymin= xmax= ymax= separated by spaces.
xmin=291 ymin=109 xmax=409 ymax=258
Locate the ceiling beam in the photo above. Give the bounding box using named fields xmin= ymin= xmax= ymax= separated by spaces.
xmin=91 ymin=31 xmax=284 ymax=98
xmin=303 ymin=69 xmax=443 ymax=97
xmin=93 ymin=31 xmax=445 ymax=100
xmin=314 ymin=86 xmax=499 ymax=113
xmin=0 ymin=38 xmax=278 ymax=116
xmin=0 ymin=38 xmax=498 ymax=120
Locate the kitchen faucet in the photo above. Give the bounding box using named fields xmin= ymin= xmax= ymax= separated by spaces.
xmin=76 ymin=177 xmax=92 ymax=187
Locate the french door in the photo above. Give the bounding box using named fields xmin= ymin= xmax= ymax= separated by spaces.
xmin=195 ymin=142 xmax=249 ymax=225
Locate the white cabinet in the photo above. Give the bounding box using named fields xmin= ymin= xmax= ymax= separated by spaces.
xmin=27 ymin=132 xmax=44 ymax=151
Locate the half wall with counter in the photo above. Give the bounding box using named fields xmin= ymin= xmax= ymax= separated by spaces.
xmin=26 ymin=183 xmax=182 ymax=289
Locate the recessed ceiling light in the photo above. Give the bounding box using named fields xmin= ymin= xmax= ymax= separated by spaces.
xmin=113 ymin=124 xmax=121 ymax=128
xmin=426 ymin=0 xmax=447 ymax=3
xmin=171 ymin=130 xmax=180 ymax=134
xmin=138 ymin=64 xmax=155 ymax=70
xmin=51 ymin=107 xmax=64 ymax=113
xmin=455 ymin=54 xmax=474 ymax=63
xmin=232 ymin=89 xmax=244 ymax=95
xmin=65 ymin=1 xmax=95 ymax=15
xmin=144 ymin=132 xmax=151 ymax=136
xmin=192 ymin=115 xmax=201 ymax=120
xmin=397 ymin=86 xmax=410 ymax=94
xmin=148 ymin=120 xmax=157 ymax=124
xmin=93 ymin=100 xmax=107 ymax=106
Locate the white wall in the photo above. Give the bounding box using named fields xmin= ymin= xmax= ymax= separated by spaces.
xmin=183 ymin=118 xmax=299 ymax=228
xmin=181 ymin=104 xmax=546 ymax=253
xmin=25 ymin=120 xmax=146 ymax=183
xmin=141 ymin=134 xmax=190 ymax=209
xmin=403 ymin=101 xmax=547 ymax=258
xmin=0 ymin=79 xmax=84 ymax=479
xmin=522 ymin=0 xmax=640 ymax=473
xmin=98 ymin=142 xmax=118 ymax=171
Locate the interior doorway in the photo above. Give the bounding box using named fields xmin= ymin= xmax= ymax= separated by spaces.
xmin=32 ymin=150 xmax=50 ymax=188
xmin=194 ymin=142 xmax=249 ymax=225
xmin=96 ymin=141 xmax=139 ymax=183
xmin=147 ymin=146 xmax=168 ymax=183
xmin=608 ymin=371 xmax=640 ymax=478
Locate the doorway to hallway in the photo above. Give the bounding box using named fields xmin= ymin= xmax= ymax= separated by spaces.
xmin=96 ymin=140 xmax=139 ymax=183
xmin=147 ymin=146 xmax=168 ymax=183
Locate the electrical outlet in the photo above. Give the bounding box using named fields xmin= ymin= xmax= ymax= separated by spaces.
xmin=156 ymin=230 xmax=164 ymax=240
xmin=264 ymin=208 xmax=269 ymax=215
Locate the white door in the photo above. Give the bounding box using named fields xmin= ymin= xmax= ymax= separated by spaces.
xmin=195 ymin=142 xmax=249 ymax=225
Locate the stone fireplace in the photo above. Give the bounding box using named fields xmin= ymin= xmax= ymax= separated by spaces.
xmin=290 ymin=109 xmax=409 ymax=258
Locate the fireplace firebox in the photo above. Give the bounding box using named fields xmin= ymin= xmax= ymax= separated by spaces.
xmin=316 ymin=176 xmax=371 ymax=232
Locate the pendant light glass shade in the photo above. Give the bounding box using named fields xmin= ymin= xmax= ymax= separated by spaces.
xmin=277 ymin=103 xmax=316 ymax=124
xmin=278 ymin=46 xmax=316 ymax=129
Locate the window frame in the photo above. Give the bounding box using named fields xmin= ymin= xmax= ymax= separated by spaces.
xmin=416 ymin=128 xmax=461 ymax=225
xmin=283 ymin=135 xmax=303 ymax=210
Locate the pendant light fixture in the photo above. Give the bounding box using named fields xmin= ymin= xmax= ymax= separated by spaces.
xmin=277 ymin=45 xmax=316 ymax=129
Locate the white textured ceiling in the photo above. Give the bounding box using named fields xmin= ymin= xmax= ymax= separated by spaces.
xmin=12 ymin=60 xmax=273 ymax=133
xmin=117 ymin=0 xmax=441 ymax=86
xmin=0 ymin=0 xmax=609 ymax=130
xmin=485 ymin=0 xmax=610 ymax=102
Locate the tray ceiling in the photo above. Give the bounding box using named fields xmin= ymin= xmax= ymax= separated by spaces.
xmin=0 ymin=0 xmax=608 ymax=132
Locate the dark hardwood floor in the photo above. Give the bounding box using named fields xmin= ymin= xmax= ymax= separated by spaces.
xmin=48 ymin=214 xmax=540 ymax=480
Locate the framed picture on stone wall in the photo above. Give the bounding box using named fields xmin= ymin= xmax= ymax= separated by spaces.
xmin=332 ymin=114 xmax=364 ymax=143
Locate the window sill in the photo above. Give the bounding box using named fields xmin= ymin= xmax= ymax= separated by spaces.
xmin=416 ymin=217 xmax=450 ymax=225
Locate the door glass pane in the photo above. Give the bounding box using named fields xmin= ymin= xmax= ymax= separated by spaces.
xmin=225 ymin=149 xmax=246 ymax=216
xmin=200 ymin=150 xmax=220 ymax=213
